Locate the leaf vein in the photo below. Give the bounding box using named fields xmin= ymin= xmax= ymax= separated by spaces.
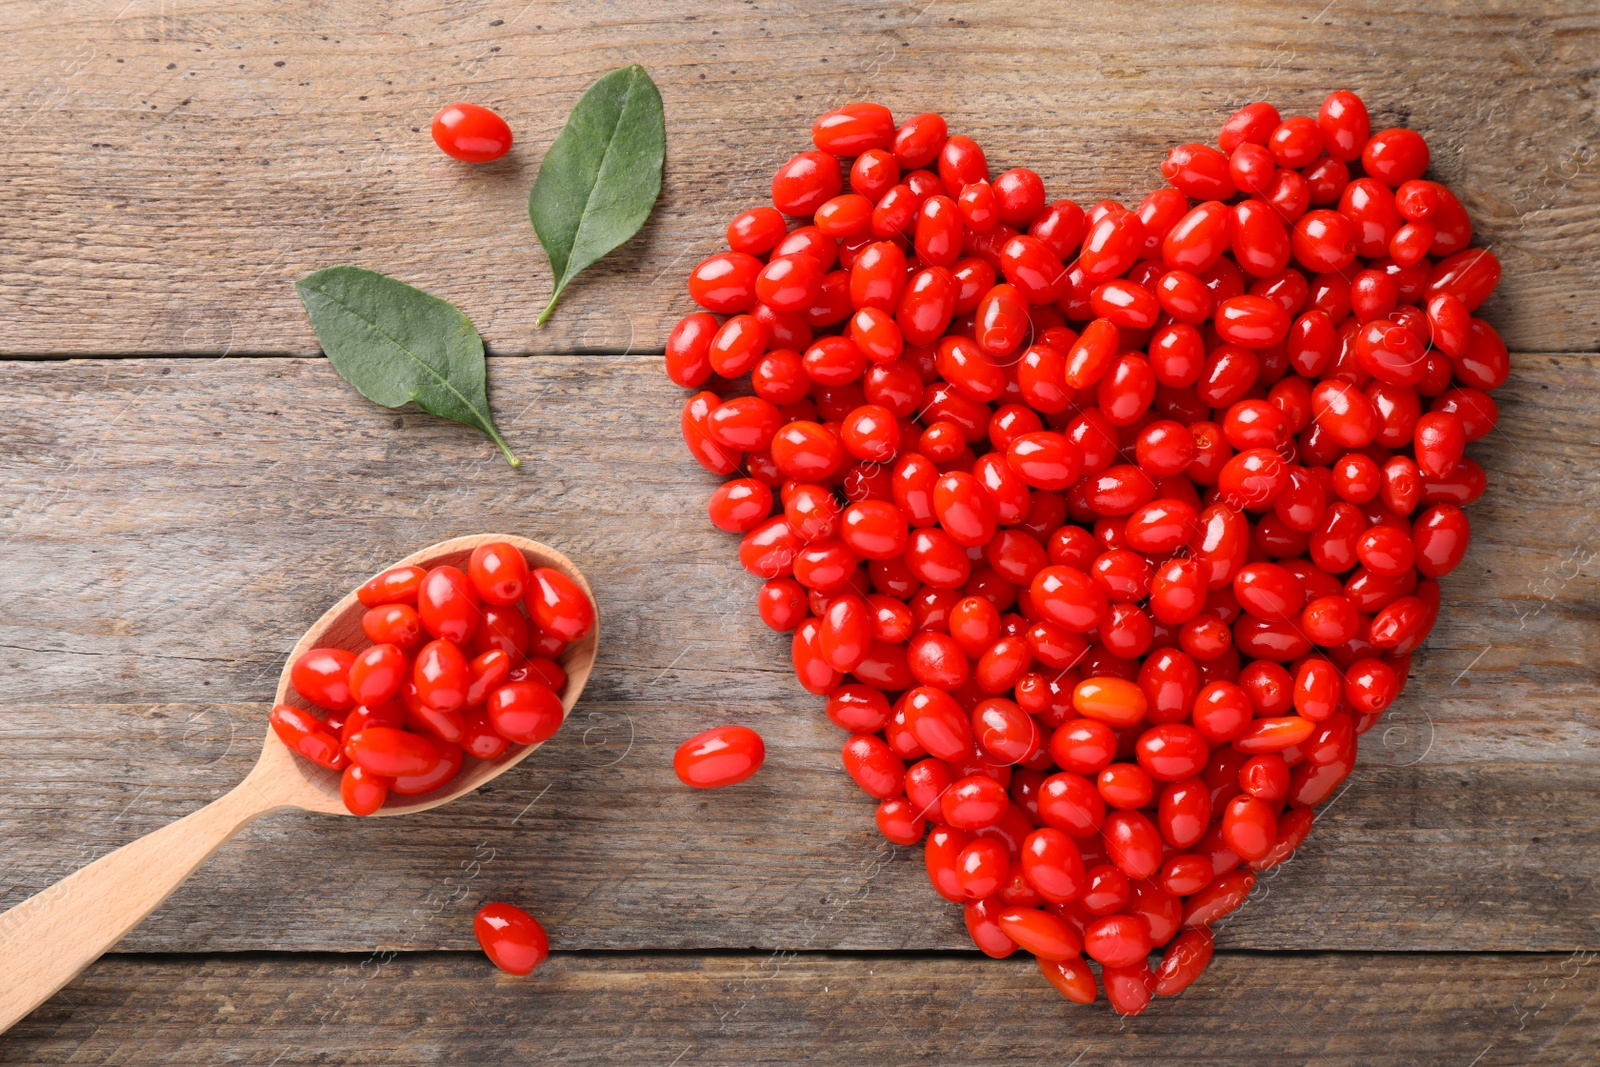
xmin=561 ymin=66 xmax=640 ymax=290
xmin=309 ymin=285 xmax=490 ymax=431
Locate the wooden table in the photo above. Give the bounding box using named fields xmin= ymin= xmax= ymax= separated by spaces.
xmin=2 ymin=1 xmax=1597 ymax=1062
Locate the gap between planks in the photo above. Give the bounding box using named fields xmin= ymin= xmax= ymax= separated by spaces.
xmin=0 ymin=349 xmax=1595 ymax=361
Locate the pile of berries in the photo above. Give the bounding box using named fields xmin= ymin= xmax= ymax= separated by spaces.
xmin=270 ymin=542 xmax=594 ymax=816
xmin=667 ymin=92 xmax=1501 ymax=1014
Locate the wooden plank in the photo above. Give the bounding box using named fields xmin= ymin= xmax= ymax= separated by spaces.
xmin=0 ymin=0 xmax=1596 ymax=356
xmin=0 ymin=354 xmax=1595 ymax=953
xmin=2 ymin=700 xmax=1597 ymax=954
xmin=4 ymin=951 xmax=1598 ymax=1065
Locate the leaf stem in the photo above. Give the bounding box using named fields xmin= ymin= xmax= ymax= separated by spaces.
xmin=485 ymin=424 xmax=521 ymax=467
xmin=535 ymin=288 xmax=562 ymax=327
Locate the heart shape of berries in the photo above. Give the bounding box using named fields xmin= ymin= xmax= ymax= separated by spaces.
xmin=665 ymin=93 xmax=1504 ymax=1016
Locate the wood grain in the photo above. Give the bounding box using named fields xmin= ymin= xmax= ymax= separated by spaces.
xmin=5 ymin=951 xmax=1598 ymax=1066
xmin=0 ymin=0 xmax=1596 ymax=356
xmin=0 ymin=354 xmax=1595 ymax=953
xmin=0 ymin=779 xmax=278 ymax=1033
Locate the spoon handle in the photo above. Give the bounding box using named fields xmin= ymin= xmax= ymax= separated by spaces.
xmin=0 ymin=777 xmax=283 ymax=1032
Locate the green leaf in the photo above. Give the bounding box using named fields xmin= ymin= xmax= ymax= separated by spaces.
xmin=294 ymin=266 xmax=520 ymax=467
xmin=528 ymin=64 xmax=666 ymax=326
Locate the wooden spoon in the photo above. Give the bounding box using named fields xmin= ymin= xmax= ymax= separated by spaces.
xmin=0 ymin=534 xmax=597 ymax=1031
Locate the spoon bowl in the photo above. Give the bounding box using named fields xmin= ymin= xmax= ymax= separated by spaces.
xmin=0 ymin=534 xmax=597 ymax=1030
xmin=263 ymin=533 xmax=598 ymax=816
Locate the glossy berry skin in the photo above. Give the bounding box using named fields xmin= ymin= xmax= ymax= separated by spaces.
xmin=956 ymin=838 xmax=1010 ymax=900
xmin=813 ymin=102 xmax=895 ymax=155
xmin=465 ymin=650 xmax=513 ymax=713
xmin=474 ymin=902 xmax=549 ymax=976
xmin=457 ymin=710 xmax=505 ymax=758
xmin=1181 ymin=869 xmax=1257 ymax=928
xmin=475 ymin=606 xmax=532 ymax=664
xmin=876 ymin=796 xmax=928 ymax=844
xmin=349 ymin=643 xmax=407 ymax=707
xmin=1221 ymin=794 xmax=1278 ymax=861
xmin=1413 ymin=504 xmax=1470 ymax=578
xmin=1154 ymin=927 xmax=1216 ymax=996
xmin=486 ymin=681 xmax=565 ymax=745
xmin=1104 ymin=809 xmax=1164 ymax=879
xmin=1038 ymin=955 xmax=1098 ymax=1004
xmin=1083 ymin=913 xmax=1152 ymax=967
xmin=363 ymin=603 xmax=425 ymax=650
xmin=1098 ymin=763 xmax=1154 ymax=809
xmin=1302 ymin=178 xmax=1357 ymax=231
xmin=270 ymin=704 xmax=346 ymax=769
xmin=340 ymin=763 xmax=390 ymax=816
xmin=1073 ymin=676 xmax=1147 ymax=727
xmin=1233 ymin=563 xmax=1305 ymax=622
xmin=1049 ymin=723 xmax=1117 ymax=780
xmin=1163 ymin=202 xmax=1231 ymax=274
xmin=898 ymin=267 xmax=959 ymax=345
xmin=392 ymin=741 xmax=464 ymax=796
xmin=468 ymin=542 xmax=530 ymax=606
xmin=900 ymin=685 xmax=970 ymax=761
xmin=999 ymin=236 xmax=1068 ymax=304
xmin=1036 ymin=771 xmax=1100 ymax=844
xmin=1161 ymin=144 xmax=1235 ymax=201
xmin=1292 ymin=210 xmax=1357 ymax=273
xmin=727 ymin=208 xmax=787 ymax=255
xmin=1215 ymin=294 xmax=1290 ymax=348
xmin=1080 ymin=209 xmax=1145 ymax=283
xmin=1231 ymin=200 xmax=1291 ymax=277
xmin=938 ymin=136 xmax=989 ymax=196
xmin=674 ymin=725 xmax=766 ymax=788
xmin=893 ymin=113 xmax=947 ymax=168
xmin=973 ymin=697 xmax=1041 ymax=764
xmin=1103 ymin=959 xmax=1157 ymax=1016
xmin=924 ymin=825 xmax=970 ymax=901
xmin=524 ymin=568 xmax=595 ymax=643
xmin=709 ymin=478 xmax=775 ymax=533
xmin=941 ymin=774 xmax=1008 ymax=830
xmin=1135 ymin=724 xmax=1209 ymax=782
xmin=773 ymin=150 xmax=843 ymax=216
xmin=689 ymin=253 xmax=762 ymax=314
xmin=1318 ymin=91 xmax=1370 ymax=162
xmin=757 ymin=255 xmax=827 ymax=313
xmin=431 ymin=103 xmax=513 ymax=162
xmin=1429 ymin=250 xmax=1502 ymax=313
xmin=1030 ymin=566 xmax=1106 ymax=632
xmin=413 ymin=639 xmax=469 ymax=714
xmin=1008 ymin=433 xmax=1083 ymax=491
xmin=1157 ymin=776 xmax=1211 ymax=848
xmin=1080 ymin=863 xmax=1131 ymax=915
xmin=358 ymin=565 xmax=427 ymax=607
xmin=417 ymin=566 xmax=480 ymax=645
xmin=345 ymin=726 xmax=441 ymax=778
xmin=1415 ymin=411 xmax=1466 ymax=479
xmin=517 ymin=655 xmax=567 ymax=693
xmin=1221 ymin=102 xmax=1281 ymax=153
xmin=1020 ymin=827 xmax=1085 ymax=903
xmin=997 ymin=906 xmax=1081 ymax=959
xmin=964 ymin=896 xmax=1017 ymax=957
xmin=842 ymin=733 xmax=905 ymax=798
xmin=1363 ymin=128 xmax=1430 ymax=187
xmin=291 ymin=648 xmax=357 ymax=712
